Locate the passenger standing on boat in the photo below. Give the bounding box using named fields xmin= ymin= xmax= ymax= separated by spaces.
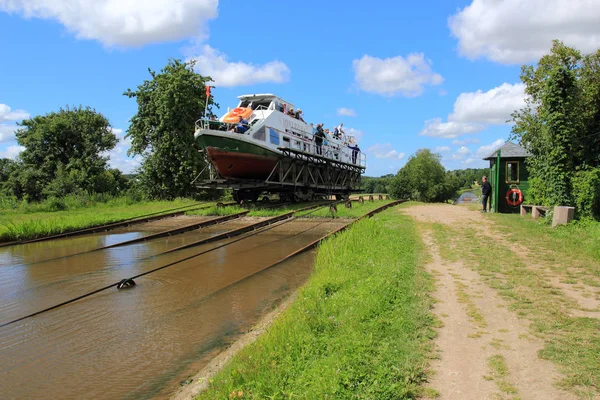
xmin=295 ymin=108 xmax=305 ymax=122
xmin=287 ymin=107 xmax=295 ymax=117
xmin=314 ymin=123 xmax=325 ymax=155
xmin=336 ymin=123 xmax=345 ymax=138
xmin=349 ymin=143 xmax=360 ymax=164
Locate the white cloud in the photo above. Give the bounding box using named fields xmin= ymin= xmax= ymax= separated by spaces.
xmin=0 ymin=0 xmax=219 ymax=47
xmin=439 ymin=89 xmax=448 ymax=96
xmin=420 ymin=82 xmax=525 ymax=138
xmin=449 ymin=83 xmax=525 ymax=124
xmin=337 ymin=107 xmax=356 ymax=117
xmin=352 ymin=53 xmax=443 ymax=97
xmin=474 ymin=138 xmax=504 ymax=159
xmin=452 ymin=138 xmax=480 ymax=145
xmin=0 ymin=125 xmax=19 ymax=143
xmin=0 ymin=144 xmax=25 ymax=159
xmin=419 ymin=118 xmax=483 ymax=139
xmin=434 ymin=146 xmax=450 ymax=153
xmin=344 ymin=127 xmax=364 ymax=142
xmin=189 ymin=45 xmax=290 ymax=87
xmin=0 ymin=104 xmax=29 ymax=122
xmin=106 ymin=128 xmax=142 ymax=173
xmin=367 ymin=143 xmax=405 ymax=160
xmin=449 ymin=0 xmax=600 ymax=64
xmin=452 ymin=146 xmax=472 ymax=160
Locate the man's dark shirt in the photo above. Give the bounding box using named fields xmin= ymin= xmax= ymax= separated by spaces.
xmin=481 ymin=181 xmax=491 ymax=196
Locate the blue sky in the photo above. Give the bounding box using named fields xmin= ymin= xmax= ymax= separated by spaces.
xmin=1 ymin=0 xmax=599 ymax=176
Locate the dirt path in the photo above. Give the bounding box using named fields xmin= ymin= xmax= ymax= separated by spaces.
xmin=401 ymin=204 xmax=579 ymax=400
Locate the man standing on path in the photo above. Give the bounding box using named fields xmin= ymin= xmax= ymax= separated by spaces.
xmin=481 ymin=175 xmax=491 ymax=212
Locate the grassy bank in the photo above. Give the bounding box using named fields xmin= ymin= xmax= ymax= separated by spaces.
xmin=430 ymin=214 xmax=600 ymax=398
xmin=0 ymin=198 xmax=198 ymax=242
xmin=195 ymin=209 xmax=435 ymax=399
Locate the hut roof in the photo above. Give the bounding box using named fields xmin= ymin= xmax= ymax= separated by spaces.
xmin=483 ymin=141 xmax=531 ymax=160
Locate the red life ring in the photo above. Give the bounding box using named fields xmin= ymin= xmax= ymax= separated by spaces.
xmin=231 ymin=107 xmax=245 ymax=115
xmin=506 ymin=188 xmax=523 ymax=207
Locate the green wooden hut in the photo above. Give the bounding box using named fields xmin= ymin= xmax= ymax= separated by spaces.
xmin=483 ymin=141 xmax=532 ymax=213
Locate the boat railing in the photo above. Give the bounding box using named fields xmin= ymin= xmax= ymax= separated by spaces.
xmin=195 ymin=118 xmax=253 ymax=133
xmin=279 ymin=133 xmax=366 ymax=167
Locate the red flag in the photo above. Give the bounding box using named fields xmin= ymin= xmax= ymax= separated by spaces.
xmin=205 ymin=85 xmax=211 ymax=99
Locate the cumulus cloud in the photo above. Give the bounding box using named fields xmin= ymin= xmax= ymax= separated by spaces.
xmin=189 ymin=45 xmax=290 ymax=87
xmin=352 ymin=53 xmax=443 ymax=97
xmin=0 ymin=104 xmax=29 ymax=143
xmin=434 ymin=146 xmax=450 ymax=153
xmin=449 ymin=0 xmax=600 ymax=64
xmin=105 ymin=128 xmax=142 ymax=173
xmin=0 ymin=124 xmax=19 ymax=143
xmin=367 ymin=143 xmax=405 ymax=160
xmin=452 ymin=146 xmax=472 ymax=160
xmin=474 ymin=138 xmax=505 ymax=159
xmin=0 ymin=0 xmax=219 ymax=47
xmin=449 ymin=83 xmax=525 ymax=124
xmin=0 ymin=144 xmax=25 ymax=159
xmin=419 ymin=118 xmax=483 ymax=139
xmin=0 ymin=104 xmax=29 ymax=122
xmin=344 ymin=127 xmax=364 ymax=142
xmin=420 ymin=82 xmax=525 ymax=138
xmin=452 ymin=138 xmax=480 ymax=145
xmin=337 ymin=108 xmax=356 ymax=117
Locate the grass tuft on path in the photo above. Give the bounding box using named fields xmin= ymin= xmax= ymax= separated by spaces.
xmin=195 ymin=210 xmax=435 ymax=399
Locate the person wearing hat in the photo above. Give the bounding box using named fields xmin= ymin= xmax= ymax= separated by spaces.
xmin=295 ymin=108 xmax=305 ymax=122
xmin=287 ymin=107 xmax=295 ymax=117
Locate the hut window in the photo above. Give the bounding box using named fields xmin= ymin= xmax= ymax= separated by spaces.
xmin=506 ymin=161 xmax=520 ymax=183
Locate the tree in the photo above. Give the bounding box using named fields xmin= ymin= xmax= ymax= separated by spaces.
xmin=125 ymin=59 xmax=215 ymax=199
xmin=511 ymin=41 xmax=600 ymax=217
xmin=6 ymin=106 xmax=118 ymax=201
xmin=390 ymin=149 xmax=459 ymax=202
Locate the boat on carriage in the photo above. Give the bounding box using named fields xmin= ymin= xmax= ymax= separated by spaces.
xmin=194 ymin=94 xmax=366 ymax=202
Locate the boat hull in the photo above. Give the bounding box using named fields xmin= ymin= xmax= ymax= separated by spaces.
xmin=197 ymin=133 xmax=279 ymax=180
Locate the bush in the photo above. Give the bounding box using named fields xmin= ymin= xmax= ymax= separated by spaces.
xmin=571 ymin=168 xmax=600 ymax=219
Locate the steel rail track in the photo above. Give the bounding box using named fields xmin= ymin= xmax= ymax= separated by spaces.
xmin=0 ymin=202 xmax=238 ymax=249
xmin=0 ymin=202 xmax=338 ymax=328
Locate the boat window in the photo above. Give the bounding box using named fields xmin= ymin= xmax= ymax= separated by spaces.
xmin=252 ymin=127 xmax=266 ymax=141
xmin=239 ymin=100 xmax=250 ymax=108
xmin=269 ymin=129 xmax=280 ymax=145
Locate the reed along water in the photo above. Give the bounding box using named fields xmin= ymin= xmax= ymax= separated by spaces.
xmin=0 ymin=217 xmax=346 ymax=399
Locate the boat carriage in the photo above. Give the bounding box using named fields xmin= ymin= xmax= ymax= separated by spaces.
xmin=194 ymin=94 xmax=366 ymax=202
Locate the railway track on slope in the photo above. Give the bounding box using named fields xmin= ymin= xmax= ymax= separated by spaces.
xmin=0 ymin=200 xmax=402 ymax=329
xmin=0 ymin=202 xmax=238 ymax=249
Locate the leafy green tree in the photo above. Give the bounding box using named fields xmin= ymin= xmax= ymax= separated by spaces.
xmin=125 ymin=59 xmax=215 ymax=199
xmin=511 ymin=41 xmax=600 ymax=216
xmin=6 ymin=106 xmax=118 ymax=201
xmin=390 ymin=149 xmax=459 ymax=202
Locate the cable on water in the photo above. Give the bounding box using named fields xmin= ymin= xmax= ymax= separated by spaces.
xmin=0 ymin=201 xmax=340 ymax=329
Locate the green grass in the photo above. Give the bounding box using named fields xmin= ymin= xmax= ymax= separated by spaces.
xmin=485 ymin=354 xmax=519 ymax=397
xmin=0 ymin=198 xmax=199 ymax=242
xmin=301 ymin=200 xmax=395 ymax=219
xmin=430 ymin=221 xmax=600 ymax=398
xmin=195 ymin=209 xmax=436 ymax=399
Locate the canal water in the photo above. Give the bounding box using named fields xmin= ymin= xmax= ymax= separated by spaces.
xmin=0 ymin=217 xmax=346 ymax=399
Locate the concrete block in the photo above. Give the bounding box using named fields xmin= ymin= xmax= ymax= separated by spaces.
xmin=552 ymin=206 xmax=575 ymax=228
xmin=520 ymin=205 xmax=529 ymax=216
xmin=532 ymin=207 xmax=542 ymax=219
